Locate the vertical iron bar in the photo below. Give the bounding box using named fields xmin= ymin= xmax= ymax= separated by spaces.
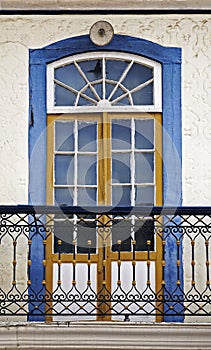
xmin=205 ymin=240 xmax=210 ymax=287
xmin=57 ymin=239 xmax=62 ymax=286
xmin=191 ymin=240 xmax=195 ymax=286
xmin=162 ymin=239 xmax=166 ymax=288
xmin=27 ymin=239 xmax=32 ymax=287
xmin=42 ymin=239 xmax=47 ymax=288
xmin=87 ymin=240 xmax=91 ymax=286
xmin=117 ymin=240 xmax=121 ymax=286
xmin=132 ymin=240 xmax=136 ymax=286
xmin=72 ymin=239 xmax=76 ymax=286
xmin=176 ymin=239 xmax=180 ymax=286
xmin=147 ymin=240 xmax=151 ymax=287
xmin=103 ymin=239 xmax=106 ymax=284
xmin=13 ymin=240 xmax=17 ymax=286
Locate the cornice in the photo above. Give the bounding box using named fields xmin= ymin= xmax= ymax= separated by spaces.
xmin=0 ymin=0 xmax=210 ymax=12
xmin=0 ymin=322 xmax=211 ymax=350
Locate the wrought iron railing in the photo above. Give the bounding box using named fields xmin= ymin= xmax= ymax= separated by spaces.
xmin=0 ymin=205 xmax=211 ymax=321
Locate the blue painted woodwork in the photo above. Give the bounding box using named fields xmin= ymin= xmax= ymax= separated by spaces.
xmin=29 ymin=34 xmax=182 ymax=322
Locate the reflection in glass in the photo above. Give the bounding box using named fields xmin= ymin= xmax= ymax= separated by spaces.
xmin=135 ymin=153 xmax=154 ymax=183
xmin=112 ymin=219 xmax=131 ymax=252
xmin=112 ymin=185 xmax=131 ymax=206
xmin=112 ymin=154 xmax=130 ymax=183
xmin=55 ymin=85 xmax=76 ymax=106
xmin=132 ymin=83 xmax=153 ymax=105
xmin=135 ymin=219 xmax=154 ymax=251
xmin=54 ymin=220 xmax=74 ymax=253
xmin=55 ymin=188 xmax=73 ymax=206
xmin=135 ymin=186 xmax=154 ymax=205
xmin=55 ymin=121 xmax=74 ymax=152
xmin=78 ymin=188 xmax=97 ymax=206
xmin=78 ymin=122 xmax=97 ymax=152
xmin=79 ymin=60 xmax=102 ymax=81
xmin=55 ymin=64 xmax=85 ymax=90
xmin=77 ymin=222 xmax=96 ymax=254
xmin=135 ymin=119 xmax=154 ymax=150
xmin=106 ymin=60 xmax=128 ymax=82
xmin=112 ymin=120 xmax=131 ymax=150
xmin=122 ymin=63 xmax=153 ymax=90
xmin=78 ymin=155 xmax=97 ymax=185
xmin=55 ymin=155 xmax=74 ymax=185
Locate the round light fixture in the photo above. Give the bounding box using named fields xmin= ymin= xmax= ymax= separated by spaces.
xmin=89 ymin=21 xmax=114 ymax=46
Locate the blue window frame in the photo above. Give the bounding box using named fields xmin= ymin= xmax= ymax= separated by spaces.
xmin=29 ymin=34 xmax=182 ymax=321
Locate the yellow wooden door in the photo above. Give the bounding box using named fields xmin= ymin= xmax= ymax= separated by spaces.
xmin=46 ymin=112 xmax=162 ymax=321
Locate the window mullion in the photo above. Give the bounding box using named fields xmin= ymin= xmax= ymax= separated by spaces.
xmin=102 ymin=57 xmax=106 ymax=100
xmin=74 ymin=120 xmax=78 ymax=206
xmin=131 ymin=118 xmax=135 ymax=207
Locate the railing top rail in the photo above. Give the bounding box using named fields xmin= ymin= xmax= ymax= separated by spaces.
xmin=0 ymin=205 xmax=211 ymax=215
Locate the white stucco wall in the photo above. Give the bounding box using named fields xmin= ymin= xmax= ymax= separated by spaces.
xmin=0 ymin=14 xmax=210 ymax=323
xmin=0 ymin=14 xmax=210 ymax=205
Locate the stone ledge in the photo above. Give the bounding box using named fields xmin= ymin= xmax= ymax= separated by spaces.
xmin=0 ymin=322 xmax=211 ymax=350
xmin=0 ymin=0 xmax=211 ymax=10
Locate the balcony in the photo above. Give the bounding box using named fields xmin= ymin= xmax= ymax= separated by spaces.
xmin=0 ymin=205 xmax=211 ymax=324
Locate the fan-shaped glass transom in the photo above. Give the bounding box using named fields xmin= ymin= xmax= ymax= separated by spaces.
xmin=47 ymin=52 xmax=162 ymax=112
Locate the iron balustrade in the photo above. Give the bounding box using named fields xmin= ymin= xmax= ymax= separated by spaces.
xmin=0 ymin=205 xmax=211 ymax=321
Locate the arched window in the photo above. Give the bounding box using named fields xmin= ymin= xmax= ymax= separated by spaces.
xmin=46 ymin=52 xmax=162 ymax=209
xmin=29 ymin=34 xmax=182 ymax=322
xmin=47 ymin=52 xmax=161 ymax=111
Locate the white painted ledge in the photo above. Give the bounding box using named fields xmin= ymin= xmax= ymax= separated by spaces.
xmin=0 ymin=0 xmax=211 ymax=10
xmin=0 ymin=322 xmax=211 ymax=350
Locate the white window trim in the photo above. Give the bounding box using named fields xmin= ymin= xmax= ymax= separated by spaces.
xmin=47 ymin=51 xmax=162 ymax=114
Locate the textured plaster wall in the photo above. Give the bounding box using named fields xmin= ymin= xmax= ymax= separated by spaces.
xmin=0 ymin=14 xmax=210 ymax=205
xmin=0 ymin=14 xmax=210 ymax=322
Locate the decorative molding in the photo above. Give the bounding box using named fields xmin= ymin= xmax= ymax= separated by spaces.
xmin=1 ymin=322 xmax=211 ymax=350
xmin=0 ymin=0 xmax=210 ymax=11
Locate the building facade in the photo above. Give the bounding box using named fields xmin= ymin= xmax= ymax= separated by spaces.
xmin=0 ymin=1 xmax=211 ymax=349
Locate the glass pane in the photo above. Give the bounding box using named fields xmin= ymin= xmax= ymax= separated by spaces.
xmin=132 ymin=83 xmax=153 ymax=105
xmin=135 ymin=153 xmax=154 ymax=183
xmin=111 ymin=87 xmax=125 ymax=102
xmin=122 ymin=63 xmax=153 ymax=90
xmin=77 ymin=188 xmax=97 ymax=206
xmin=135 ymin=186 xmax=154 ymax=205
xmin=135 ymin=119 xmax=154 ymax=150
xmin=55 ymin=64 xmax=85 ymax=91
xmin=93 ymin=83 xmax=102 ymax=98
xmin=111 ymin=219 xmax=131 ymax=252
xmin=77 ymin=221 xmax=96 ymax=254
xmin=105 ymin=82 xmax=115 ymax=99
xmin=54 ymin=220 xmax=74 ymax=253
xmin=78 ymin=155 xmax=97 ymax=185
xmin=55 ymin=84 xmax=76 ymax=106
xmin=83 ymin=87 xmax=97 ymax=100
xmin=78 ymin=122 xmax=97 ymax=152
xmin=112 ymin=153 xmax=130 ymax=183
xmin=135 ymin=219 xmax=154 ymax=251
xmin=106 ymin=60 xmax=129 ymax=82
xmin=115 ymin=96 xmax=130 ymax=106
xmin=112 ymin=186 xmax=131 ymax=206
xmin=78 ymin=96 xmax=94 ymax=106
xmin=55 ymin=121 xmax=74 ymax=152
xmin=55 ymin=188 xmax=74 ymax=206
xmin=79 ymin=59 xmax=102 ymax=81
xmin=55 ymin=155 xmax=74 ymax=185
xmin=112 ymin=120 xmax=131 ymax=150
